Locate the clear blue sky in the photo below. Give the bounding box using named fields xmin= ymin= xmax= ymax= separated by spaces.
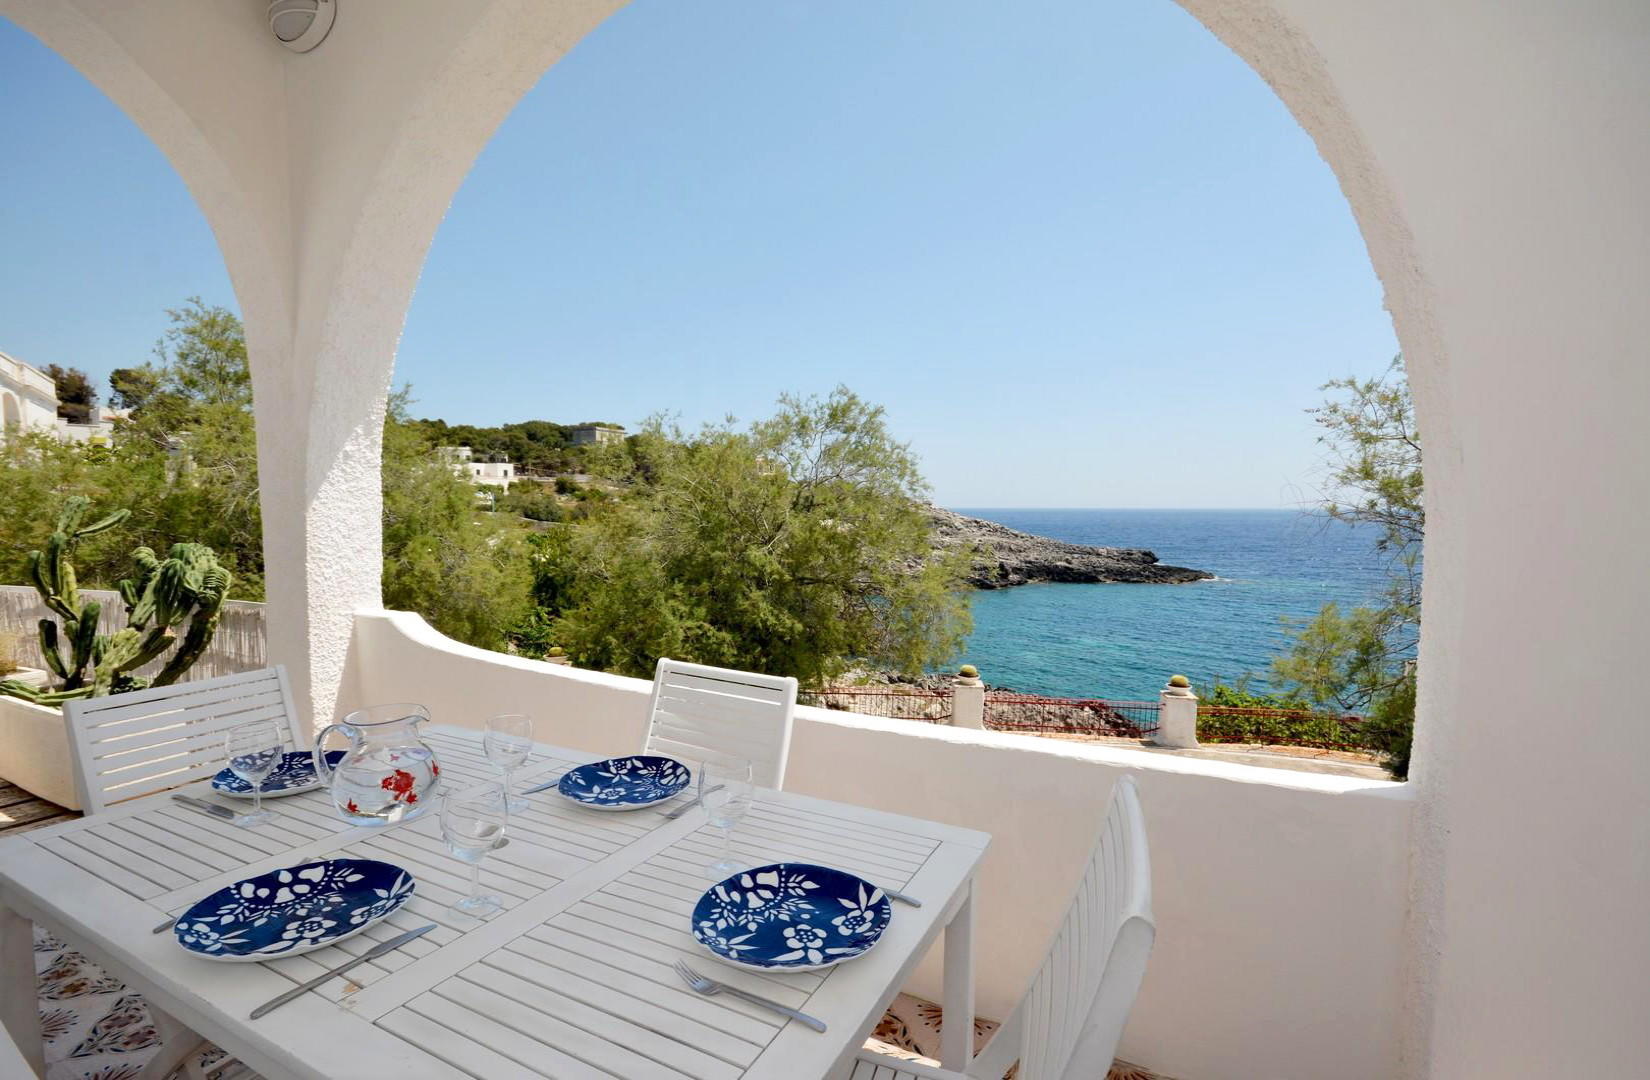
xmin=0 ymin=1 xmax=1396 ymax=508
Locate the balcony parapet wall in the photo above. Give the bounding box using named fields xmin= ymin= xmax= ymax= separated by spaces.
xmin=348 ymin=609 xmax=1412 ymax=1080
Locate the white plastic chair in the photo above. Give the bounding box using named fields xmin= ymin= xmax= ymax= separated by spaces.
xmin=642 ymin=658 xmax=798 ymax=789
xmin=62 ymin=666 xmax=303 ymax=815
xmin=843 ymin=775 xmax=1155 ymax=1080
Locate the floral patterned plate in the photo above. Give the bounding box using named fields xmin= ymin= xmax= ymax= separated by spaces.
xmin=173 ymin=859 xmax=415 ymax=962
xmin=211 ymin=750 xmax=346 ymax=798
xmin=691 ymin=862 xmax=893 ymax=972
xmin=556 ymin=755 xmax=691 ymax=811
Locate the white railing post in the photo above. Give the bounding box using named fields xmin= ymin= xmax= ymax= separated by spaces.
xmin=1154 ymin=675 xmax=1200 ymax=748
xmin=953 ymin=665 xmax=985 ymax=729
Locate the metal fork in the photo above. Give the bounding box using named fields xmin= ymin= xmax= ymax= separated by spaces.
xmin=671 ymin=959 xmax=827 ymax=1032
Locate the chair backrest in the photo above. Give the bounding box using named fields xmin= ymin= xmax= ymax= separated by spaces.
xmin=642 ymin=658 xmax=798 ymax=789
xmin=63 ymin=665 xmax=303 ymax=815
xmin=988 ymin=774 xmax=1155 ymax=1080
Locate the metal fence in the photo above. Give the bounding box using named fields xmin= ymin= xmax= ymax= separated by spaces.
xmin=803 ymin=686 xmax=954 ymax=724
xmin=0 ymin=584 xmax=267 ymax=684
xmin=984 ymin=692 xmax=1161 ymax=738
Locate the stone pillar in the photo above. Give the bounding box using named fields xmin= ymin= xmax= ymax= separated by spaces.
xmin=1154 ymin=675 xmax=1200 ymax=749
xmin=953 ymin=665 xmax=985 ymax=730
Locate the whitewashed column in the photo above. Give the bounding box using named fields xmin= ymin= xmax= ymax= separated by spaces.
xmin=1153 ymin=675 xmax=1200 ymax=748
xmin=952 ymin=666 xmax=985 ymax=729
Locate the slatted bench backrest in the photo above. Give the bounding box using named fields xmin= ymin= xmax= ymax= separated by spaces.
xmin=643 ymin=658 xmax=799 ymax=790
xmin=63 ymin=665 xmax=303 ymax=815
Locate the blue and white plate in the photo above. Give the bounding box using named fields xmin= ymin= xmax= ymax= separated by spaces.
xmin=556 ymin=755 xmax=691 ymax=811
xmin=691 ymin=863 xmax=893 ymax=972
xmin=211 ymin=750 xmax=346 ymax=798
xmin=173 ymin=858 xmax=415 ymax=962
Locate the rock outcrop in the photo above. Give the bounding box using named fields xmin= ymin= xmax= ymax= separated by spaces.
xmin=927 ymin=506 xmax=1213 ymax=589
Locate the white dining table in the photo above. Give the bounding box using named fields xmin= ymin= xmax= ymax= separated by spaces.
xmin=0 ymin=725 xmax=989 ymax=1080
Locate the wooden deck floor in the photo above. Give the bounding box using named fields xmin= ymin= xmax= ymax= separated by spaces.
xmin=0 ymin=780 xmax=76 ymax=834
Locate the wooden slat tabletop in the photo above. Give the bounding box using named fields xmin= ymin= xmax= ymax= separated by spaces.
xmin=0 ymin=725 xmax=989 ymax=1080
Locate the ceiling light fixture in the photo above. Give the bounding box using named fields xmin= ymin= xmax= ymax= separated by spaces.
xmin=268 ymin=0 xmax=336 ymax=53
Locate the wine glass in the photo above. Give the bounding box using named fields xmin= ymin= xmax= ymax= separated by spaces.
xmin=483 ymin=713 xmax=533 ymax=813
xmin=441 ymin=782 xmax=507 ymax=918
xmin=224 ymin=719 xmax=283 ymax=828
xmin=698 ymin=757 xmax=754 ymax=878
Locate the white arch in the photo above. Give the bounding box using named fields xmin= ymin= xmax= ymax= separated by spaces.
xmin=1 ymin=390 xmax=20 ymax=430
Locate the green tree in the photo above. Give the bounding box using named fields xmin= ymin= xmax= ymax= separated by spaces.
xmin=1272 ymin=357 xmax=1421 ymax=777
xmin=152 ymin=298 xmax=253 ymax=410
xmin=44 ymin=364 xmax=96 ymax=423
xmin=108 ymin=364 xmax=163 ymax=411
xmin=380 ymin=389 xmax=535 ymax=650
xmin=4 ymin=303 xmax=541 ymax=653
xmin=115 ymin=302 xmax=265 ymax=597
xmin=533 ymin=388 xmax=971 ymax=686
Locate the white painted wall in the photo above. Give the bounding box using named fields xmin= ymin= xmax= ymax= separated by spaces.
xmin=350 ymin=610 xmax=1412 ymax=1080
xmin=1177 ymin=2 xmax=1650 ymax=1074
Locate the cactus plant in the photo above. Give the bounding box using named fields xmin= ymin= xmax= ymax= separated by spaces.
xmin=958 ymin=664 xmax=979 ymax=679
xmin=0 ymin=498 xmax=232 ymax=706
xmin=1168 ymin=674 xmax=1191 ymax=688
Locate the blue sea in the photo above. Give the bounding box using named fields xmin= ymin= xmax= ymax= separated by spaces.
xmin=948 ymin=508 xmax=1394 ymax=701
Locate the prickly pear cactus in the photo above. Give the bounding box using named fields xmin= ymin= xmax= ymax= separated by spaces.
xmin=0 ymin=499 xmax=232 ymax=706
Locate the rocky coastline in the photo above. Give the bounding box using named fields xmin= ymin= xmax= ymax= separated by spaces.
xmin=927 ymin=506 xmax=1212 ymax=589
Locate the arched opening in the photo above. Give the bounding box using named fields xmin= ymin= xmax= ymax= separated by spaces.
xmin=393 ymin=0 xmax=1415 ymax=777
xmin=0 ymin=15 xmax=262 ymax=680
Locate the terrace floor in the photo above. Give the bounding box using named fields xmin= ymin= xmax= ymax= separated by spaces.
xmin=1034 ymin=734 xmax=1391 ymax=780
xmin=0 ymin=781 xmax=75 ymax=835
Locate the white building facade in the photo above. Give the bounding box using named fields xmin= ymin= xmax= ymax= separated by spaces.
xmin=437 ymin=445 xmax=514 ymax=491
xmin=568 ymin=423 xmax=625 ymax=446
xmin=0 ymin=350 xmax=61 ymax=439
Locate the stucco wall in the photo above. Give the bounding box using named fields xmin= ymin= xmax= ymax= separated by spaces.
xmin=1174 ymin=2 xmax=1650 ymax=1074
xmin=351 ymin=611 xmax=1412 ymax=1080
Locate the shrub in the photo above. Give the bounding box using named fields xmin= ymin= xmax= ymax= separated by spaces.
xmin=1195 ymin=680 xmax=1364 ymax=750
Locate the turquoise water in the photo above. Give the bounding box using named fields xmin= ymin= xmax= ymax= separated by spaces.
xmin=950 ymin=508 xmax=1393 ymax=700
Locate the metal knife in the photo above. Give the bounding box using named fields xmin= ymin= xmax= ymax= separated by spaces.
xmin=249 ymin=923 xmax=437 ymax=1019
xmin=521 ymin=776 xmax=563 ymax=795
xmin=661 ymin=784 xmax=724 ymax=820
xmin=878 ymin=885 xmax=922 ymax=908
xmin=171 ymin=794 xmax=236 ymax=820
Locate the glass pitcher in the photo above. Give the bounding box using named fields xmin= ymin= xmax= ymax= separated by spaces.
xmin=313 ymin=704 xmax=441 ymax=826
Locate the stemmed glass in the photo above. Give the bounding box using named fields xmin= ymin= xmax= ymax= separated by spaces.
xmin=698 ymin=757 xmax=754 ymax=879
xmin=224 ymin=719 xmax=283 ymax=828
xmin=441 ymin=782 xmax=507 ymax=918
xmin=483 ymin=713 xmax=533 ymax=814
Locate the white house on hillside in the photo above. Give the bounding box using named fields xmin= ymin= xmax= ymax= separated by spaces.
xmin=568 ymin=422 xmax=625 ymax=446
xmin=436 ymin=444 xmax=515 ymax=491
xmin=0 ymin=349 xmax=128 ymax=446
xmin=56 ymin=404 xmax=128 ymax=446
xmin=0 ymin=349 xmax=60 ymax=438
